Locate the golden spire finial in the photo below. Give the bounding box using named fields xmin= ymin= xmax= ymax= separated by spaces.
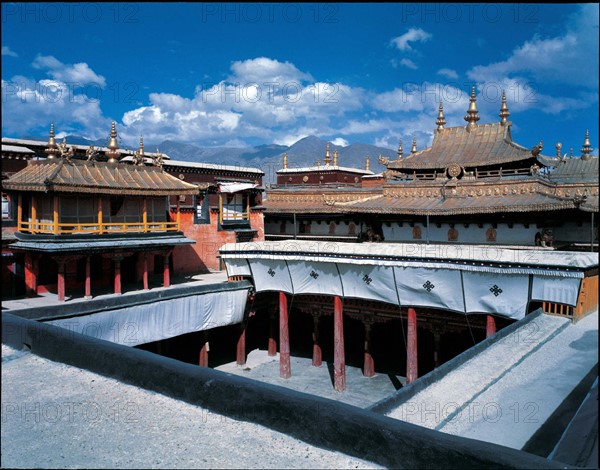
xmin=569 ymin=147 xmax=573 ymax=158
xmin=555 ymin=142 xmax=562 ymax=159
xmin=333 ymin=149 xmax=339 ymax=166
xmin=581 ymin=129 xmax=592 ymax=160
xmin=139 ymin=135 xmax=144 ymax=155
xmin=411 ymin=136 xmax=417 ymax=154
xmin=365 ymin=155 xmax=370 ymax=172
xmin=107 ymin=121 xmax=120 ymax=164
xmin=464 ymin=86 xmax=480 ymax=131
xmin=324 ymin=142 xmax=331 ymax=165
xmin=499 ymin=90 xmax=510 ymax=125
xmin=436 ymin=102 xmax=446 ymax=131
xmin=282 ymin=152 xmax=288 ymax=169
xmin=45 ymin=123 xmax=58 ymax=160
xmin=397 ymin=140 xmax=403 ymax=160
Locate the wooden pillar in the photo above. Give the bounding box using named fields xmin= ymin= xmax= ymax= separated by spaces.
xmin=163 ymin=251 xmax=170 ymax=288
xmin=268 ymin=311 xmax=277 ymax=356
xmin=53 ymin=195 xmax=59 ymax=235
xmin=31 ymin=195 xmax=37 ymax=233
xmin=142 ymin=197 xmax=148 ymax=232
xmin=363 ymin=321 xmax=375 ymax=378
xmin=333 ymin=296 xmax=346 ymax=392
xmin=143 ymin=253 xmax=149 ymax=290
xmin=219 ymin=193 xmax=223 ymax=225
xmin=114 ymin=257 xmax=122 ymax=295
xmin=311 ymin=313 xmax=322 ymax=367
xmin=57 ymin=259 xmax=66 ymax=302
xmin=236 ymin=324 xmax=246 ymax=365
xmin=176 ymin=197 xmax=181 ymax=230
xmin=24 ymin=253 xmax=36 ymax=297
xmin=486 ymin=315 xmax=496 ymax=338
xmin=406 ymin=308 xmax=418 ymax=384
xmin=279 ymin=292 xmax=291 ymax=379
xmin=199 ymin=332 xmax=209 ymax=367
xmin=84 ymin=256 xmax=91 ymax=299
xmin=17 ymin=193 xmax=22 ymax=232
xmin=98 ymin=197 xmax=103 ymax=234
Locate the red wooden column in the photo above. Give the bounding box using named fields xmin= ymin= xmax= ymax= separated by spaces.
xmin=199 ymin=332 xmax=209 ymax=367
xmin=311 ymin=313 xmax=322 ymax=367
xmin=363 ymin=320 xmax=375 ymax=378
xmin=24 ymin=253 xmax=37 ymax=297
xmin=406 ymin=308 xmax=418 ymax=385
xmin=486 ymin=315 xmax=496 ymax=338
xmin=279 ymin=292 xmax=291 ymax=379
xmin=142 ymin=253 xmax=149 ymax=290
xmin=84 ymin=256 xmax=91 ymax=299
xmin=57 ymin=259 xmax=66 ymax=302
xmin=268 ymin=311 xmax=277 ymax=356
xmin=114 ymin=257 xmax=122 ymax=295
xmin=163 ymin=251 xmax=171 ymax=288
xmin=333 ymin=296 xmax=346 ymax=392
xmin=236 ymin=324 xmax=247 ymax=365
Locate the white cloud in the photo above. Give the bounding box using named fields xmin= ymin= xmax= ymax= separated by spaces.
xmin=2 ymin=46 xmax=18 ymax=57
xmin=391 ymin=28 xmax=432 ymax=51
xmin=467 ymin=4 xmax=598 ymax=89
xmin=437 ymin=68 xmax=458 ymax=79
xmin=331 ymin=137 xmax=349 ymax=147
xmin=399 ymin=59 xmax=418 ymax=70
xmin=33 ymin=55 xmax=106 ymax=87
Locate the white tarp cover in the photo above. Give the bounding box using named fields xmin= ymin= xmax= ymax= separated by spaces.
xmin=47 ymin=289 xmax=248 ymax=346
xmin=287 ymin=260 xmax=343 ymax=296
xmin=224 ymin=258 xmax=252 ymax=277
xmin=462 ymin=272 xmax=530 ymax=319
xmin=336 ymin=264 xmax=398 ymax=304
xmin=394 ymin=267 xmax=465 ymax=313
xmin=531 ymin=275 xmax=581 ymax=307
xmin=249 ymin=259 xmax=294 ymax=294
xmin=218 ymin=182 xmax=257 ymax=193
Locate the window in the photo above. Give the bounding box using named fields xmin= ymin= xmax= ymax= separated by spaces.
xmin=2 ymin=193 xmax=11 ymax=220
xmin=194 ymin=192 xmax=209 ymax=224
xmin=222 ymin=193 xmax=247 ymax=221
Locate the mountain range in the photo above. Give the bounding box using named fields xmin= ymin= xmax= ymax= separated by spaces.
xmin=23 ymin=134 xmax=396 ymax=182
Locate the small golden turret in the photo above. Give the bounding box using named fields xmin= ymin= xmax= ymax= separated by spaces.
xmin=581 ymin=130 xmax=592 ymax=160
xmin=365 ymin=155 xmax=370 ymax=172
xmin=333 ymin=149 xmax=339 ymax=166
xmin=499 ymin=90 xmax=510 ymax=125
xmin=45 ymin=123 xmax=58 ymax=160
xmin=397 ymin=140 xmax=403 ymax=160
xmin=282 ymin=152 xmax=288 ymax=169
xmin=555 ymin=142 xmax=562 ymax=159
xmin=464 ymin=86 xmax=480 ymax=131
xmin=324 ymin=143 xmax=331 ymax=165
xmin=436 ymin=102 xmax=446 ymax=131
xmin=106 ymin=121 xmax=120 ymax=164
xmin=411 ymin=136 xmax=417 ymax=154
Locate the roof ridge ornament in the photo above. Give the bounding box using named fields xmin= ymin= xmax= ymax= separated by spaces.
xmin=132 ymin=136 xmax=145 ymax=165
xmin=531 ymin=140 xmax=543 ymax=157
xmin=555 ymin=142 xmax=562 ymax=159
xmin=153 ymin=149 xmax=164 ymax=168
xmin=282 ymin=152 xmax=288 ymax=169
xmin=397 ymin=139 xmax=403 ymax=160
xmin=324 ymin=142 xmax=331 ymax=166
xmin=411 ymin=136 xmax=417 ymax=154
xmin=333 ymin=149 xmax=339 ymax=166
xmin=365 ymin=155 xmax=370 ymax=172
xmin=436 ymin=102 xmax=446 ymax=131
xmin=464 ymin=86 xmax=480 ymax=131
xmin=499 ymin=90 xmax=510 ymax=125
xmin=580 ymin=129 xmax=592 ymax=160
xmin=45 ymin=123 xmax=58 ymax=160
xmin=107 ymin=121 xmax=121 ymax=164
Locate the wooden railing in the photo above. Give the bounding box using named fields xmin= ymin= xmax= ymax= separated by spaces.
xmin=542 ymin=301 xmax=574 ymax=318
xmin=18 ymin=220 xmax=179 ymax=235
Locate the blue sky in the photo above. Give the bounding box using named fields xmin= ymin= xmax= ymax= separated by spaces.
xmin=2 ymin=3 xmax=598 ymax=155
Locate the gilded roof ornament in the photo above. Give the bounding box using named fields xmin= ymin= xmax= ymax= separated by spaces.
xmin=86 ymin=145 xmax=99 ymax=162
xmin=555 ymin=142 xmax=562 ymax=159
xmin=436 ymin=102 xmax=446 ymax=131
xmin=45 ymin=123 xmax=58 ymax=160
xmin=464 ymin=86 xmax=480 ymax=131
xmin=580 ymin=129 xmax=592 ymax=160
xmin=397 ymin=140 xmax=403 ymax=160
xmin=153 ymin=149 xmax=164 ymax=168
xmin=499 ymin=90 xmax=510 ymax=125
xmin=58 ymin=137 xmax=74 ymax=162
xmin=132 ymin=136 xmax=145 ymax=166
xmin=531 ymin=140 xmax=543 ymax=157
xmin=411 ymin=137 xmax=417 ymax=154
xmin=324 ymin=143 xmax=331 ymax=165
xmin=569 ymin=147 xmax=573 ymax=158
xmin=365 ymin=155 xmax=370 ymax=172
xmin=107 ymin=121 xmax=121 ymax=164
xmin=282 ymin=152 xmax=288 ymax=169
xmin=333 ymin=149 xmax=339 ymax=166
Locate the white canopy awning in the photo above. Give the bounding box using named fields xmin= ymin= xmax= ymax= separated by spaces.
xmin=219 ymin=182 xmax=258 ymax=193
